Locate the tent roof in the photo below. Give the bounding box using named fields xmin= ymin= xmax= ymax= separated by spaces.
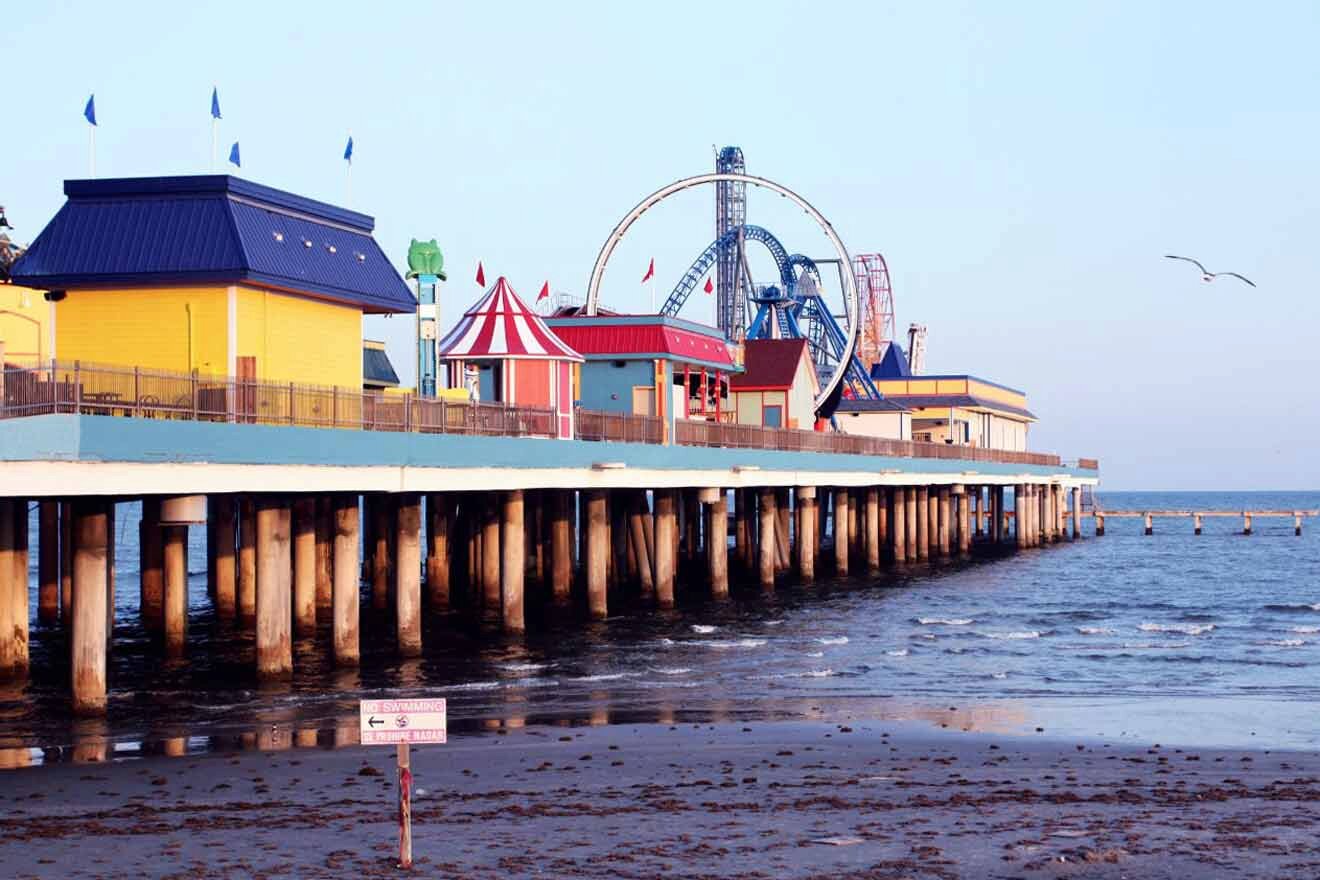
xmin=437 ymin=277 xmax=582 ymax=362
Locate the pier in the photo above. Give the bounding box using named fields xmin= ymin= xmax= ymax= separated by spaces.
xmin=1088 ymin=509 xmax=1316 ymax=536
xmin=0 ymin=362 xmax=1098 ymax=714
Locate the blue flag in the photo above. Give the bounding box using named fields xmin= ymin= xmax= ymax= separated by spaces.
xmin=343 ymin=136 xmax=353 ymax=163
xmin=228 ymin=141 xmax=241 ymax=168
xmin=211 ymin=87 xmax=221 ymax=120
xmin=83 ymin=94 xmax=97 ymax=126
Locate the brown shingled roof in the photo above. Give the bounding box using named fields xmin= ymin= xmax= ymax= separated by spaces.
xmin=730 ymin=339 xmax=811 ymax=390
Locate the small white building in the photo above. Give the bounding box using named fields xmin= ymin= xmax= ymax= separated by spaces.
xmin=834 ymin=397 xmax=911 ymax=440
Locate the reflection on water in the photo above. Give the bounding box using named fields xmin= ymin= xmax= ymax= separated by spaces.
xmin=2 ymin=491 xmax=1319 ymax=765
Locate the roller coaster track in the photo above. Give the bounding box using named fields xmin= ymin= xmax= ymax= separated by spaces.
xmin=661 ymin=225 xmax=818 ymax=318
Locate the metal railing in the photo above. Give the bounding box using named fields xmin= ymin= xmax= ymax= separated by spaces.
xmin=0 ymin=359 xmax=1095 ymax=470
xmin=675 ymin=418 xmax=1067 ymax=467
xmin=0 ymin=360 xmax=556 ymax=438
xmin=575 ymin=408 xmax=664 ymax=444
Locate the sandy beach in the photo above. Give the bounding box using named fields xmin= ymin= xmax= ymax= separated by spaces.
xmin=3 ymin=719 xmax=1320 ymax=879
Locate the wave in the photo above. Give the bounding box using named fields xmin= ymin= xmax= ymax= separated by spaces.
xmin=566 ymin=672 xmax=640 ymax=683
xmin=691 ymin=624 xmax=718 ymax=634
xmin=917 ymin=617 xmax=974 ymax=626
xmin=496 ymin=662 xmax=551 ymax=673
xmin=885 ymin=649 xmax=909 ymax=657
xmin=990 ymin=671 xmax=1009 ymax=679
xmin=753 ymin=669 xmax=836 ymax=680
xmin=764 ymin=619 xmax=785 ymax=626
xmin=1259 ymin=639 xmax=1306 ymax=648
xmin=1263 ymin=603 xmax=1320 ymax=613
xmin=692 ymin=638 xmax=768 ymax=650
xmin=1293 ymin=626 xmax=1320 ymax=634
xmin=980 ymin=631 xmax=1043 ymax=640
xmin=805 ymin=651 xmax=825 ymax=658
xmin=1138 ymin=622 xmax=1215 ymax=636
xmin=650 ymin=667 xmax=691 ymax=676
xmin=816 ymin=636 xmax=849 ymax=645
xmin=1076 ymin=626 xmax=1116 ymax=635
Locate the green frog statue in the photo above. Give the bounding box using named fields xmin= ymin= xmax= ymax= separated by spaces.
xmin=406 ymin=238 xmax=446 ymax=280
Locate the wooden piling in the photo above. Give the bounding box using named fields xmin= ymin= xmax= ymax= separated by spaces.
xmin=332 ymin=495 xmax=360 ymax=666
xmin=797 ymin=487 xmax=816 ymax=583
xmin=758 ymin=487 xmax=776 ymax=591
xmin=1144 ymin=512 xmax=1153 ymax=536
xmin=551 ymin=490 xmax=573 ymax=605
xmin=972 ymin=488 xmax=983 ymax=538
xmin=1016 ymin=486 xmax=1028 ymax=549
xmin=162 ymin=524 xmax=187 ymax=659
xmin=629 ymin=493 xmax=654 ymax=598
xmin=500 ymin=490 xmax=525 ymax=634
xmin=71 ymin=498 xmax=109 ymax=714
xmin=213 ymin=496 xmax=237 ymax=620
xmin=1296 ymin=513 xmax=1303 ymax=537
xmin=60 ymin=502 xmax=73 ymax=625
xmin=905 ymin=486 xmax=918 ymax=559
xmin=372 ymin=496 xmax=391 ymax=611
xmin=480 ymin=498 xmax=498 ymax=617
xmin=255 ymin=499 xmax=293 ymax=679
xmin=734 ymin=489 xmax=749 ymax=569
xmin=238 ymin=497 xmax=257 ymax=622
xmin=654 ymin=489 xmax=677 ymax=609
xmin=864 ymin=487 xmax=881 ymax=573
xmin=1095 ymin=511 xmax=1105 ymax=537
xmin=1242 ymin=512 xmax=1252 ymax=536
xmin=833 ymin=488 xmax=851 ymax=573
xmin=915 ymin=487 xmax=929 ymax=561
xmin=775 ymin=488 xmax=791 ymax=572
xmin=292 ymin=499 xmax=317 ymax=637
xmin=937 ymin=487 xmax=951 ymax=557
xmin=0 ymin=501 xmax=15 ymax=676
xmin=139 ymin=497 xmax=163 ymax=631
xmin=13 ymin=503 xmax=27 ymax=675
xmin=709 ymin=491 xmax=729 ymax=599
xmin=38 ymin=501 xmax=58 ymax=624
xmin=586 ymin=490 xmax=608 ymax=619
xmin=426 ymin=494 xmax=450 ymax=611
xmin=397 ymin=494 xmax=423 ymax=653
xmin=1070 ymin=486 xmax=1081 ymax=540
xmin=315 ymin=497 xmax=333 ymax=610
xmin=955 ymin=485 xmax=970 ymax=555
xmin=891 ymin=487 xmax=907 ymax=563
xmin=1194 ymin=513 xmax=1203 ymax=536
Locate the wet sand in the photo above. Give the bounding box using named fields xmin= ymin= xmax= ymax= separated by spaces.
xmin=3 ymin=720 xmax=1320 ymax=879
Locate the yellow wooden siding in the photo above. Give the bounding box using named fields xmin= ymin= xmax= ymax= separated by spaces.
xmin=967 ymin=378 xmax=1028 ymax=409
xmin=235 ymin=287 xmax=362 ymax=388
xmin=0 ymin=284 xmax=49 ymax=363
xmin=55 ymin=286 xmax=229 ymax=374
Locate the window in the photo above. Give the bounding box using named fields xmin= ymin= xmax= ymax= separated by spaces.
xmin=763 ymin=405 xmax=783 ymax=428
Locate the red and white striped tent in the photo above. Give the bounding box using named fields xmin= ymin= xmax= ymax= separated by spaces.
xmin=438 ymin=277 xmax=582 ymax=438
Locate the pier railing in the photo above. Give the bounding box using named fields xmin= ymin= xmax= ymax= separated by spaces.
xmin=675 ymin=418 xmax=1069 ymax=467
xmin=0 ymin=360 xmax=1096 ymax=469
xmin=0 ymin=360 xmax=556 ymax=438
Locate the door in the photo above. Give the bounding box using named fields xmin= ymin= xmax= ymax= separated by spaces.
xmin=236 ymin=356 xmax=257 ymax=423
xmin=763 ymin=404 xmax=783 ymax=428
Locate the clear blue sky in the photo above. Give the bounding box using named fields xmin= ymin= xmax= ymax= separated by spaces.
xmin=6 ymin=2 xmax=1318 ymax=490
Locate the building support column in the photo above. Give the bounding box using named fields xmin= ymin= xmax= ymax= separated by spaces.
xmin=758 ymin=487 xmax=776 ymax=591
xmin=904 ymin=487 xmax=917 ymax=560
xmin=71 ymin=499 xmax=109 ymax=714
xmin=972 ymin=488 xmax=983 ymax=538
xmin=797 ymin=487 xmax=816 ymax=583
xmin=653 ymin=489 xmax=677 ymax=609
xmin=833 ymin=488 xmax=850 ymax=574
xmin=1194 ymin=512 xmax=1203 ymax=536
xmin=708 ymin=491 xmax=729 ymax=599
xmin=1015 ymin=486 xmax=1028 ymax=549
xmin=332 ymin=495 xmax=360 ymax=666
xmin=499 ymin=490 xmax=525 ymax=635
xmin=162 ymin=524 xmax=187 ymax=659
xmin=775 ymin=488 xmax=791 ymax=573
xmin=38 ymin=501 xmax=59 ymax=625
xmin=139 ymin=498 xmax=163 ymax=631
xmin=0 ymin=501 xmax=17 ymax=677
xmin=255 ymin=499 xmax=292 ymax=679
xmin=586 ymin=490 xmax=608 ymax=620
xmin=60 ymin=503 xmax=73 ymax=625
xmin=1070 ymin=486 xmax=1081 ymax=540
xmin=550 ymin=490 xmax=572 ymax=605
xmin=238 ymin=497 xmax=257 ymax=622
xmin=397 ymin=494 xmax=423 ymax=653
xmin=426 ymin=494 xmax=450 ymax=611
xmin=864 ymin=487 xmax=881 ymax=573
xmin=372 ymin=496 xmax=391 ymax=611
xmin=292 ymin=499 xmax=317 ymax=637
xmin=315 ymin=497 xmax=333 ymax=611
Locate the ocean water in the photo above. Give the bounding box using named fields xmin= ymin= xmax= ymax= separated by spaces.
xmin=3 ymin=490 xmax=1319 ymax=756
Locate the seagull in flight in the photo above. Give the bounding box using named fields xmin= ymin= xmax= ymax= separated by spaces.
xmin=1164 ymin=255 xmax=1256 ymax=287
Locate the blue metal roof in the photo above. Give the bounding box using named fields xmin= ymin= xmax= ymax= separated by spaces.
xmin=363 ymin=344 xmax=400 ymax=387
xmin=870 ymin=342 xmax=912 ymax=379
xmin=9 ymin=175 xmax=414 ymax=313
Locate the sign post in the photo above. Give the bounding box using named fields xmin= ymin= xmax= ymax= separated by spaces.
xmin=359 ymin=698 xmax=447 ymax=870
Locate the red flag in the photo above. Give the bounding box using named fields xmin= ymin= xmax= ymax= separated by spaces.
xmin=537 ymin=281 xmax=550 ymax=302
xmin=641 ymin=258 xmax=655 ymax=283
xmin=476 ymin=261 xmax=486 ymax=287
xmin=703 ymin=276 xmax=714 ymax=294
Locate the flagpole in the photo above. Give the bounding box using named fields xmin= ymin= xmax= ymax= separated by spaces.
xmin=88 ymin=125 xmax=96 ymax=178
xmin=345 ymin=130 xmax=353 ymax=208
xmin=211 ymin=117 xmax=217 ymax=171
xmin=650 ymin=273 xmax=655 ymax=313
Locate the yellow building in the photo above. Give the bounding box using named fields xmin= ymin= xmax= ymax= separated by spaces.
xmin=866 ymin=343 xmax=1035 ymax=451
xmin=0 ymin=282 xmax=48 ymax=366
xmin=9 ymin=176 xmax=415 ymax=388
